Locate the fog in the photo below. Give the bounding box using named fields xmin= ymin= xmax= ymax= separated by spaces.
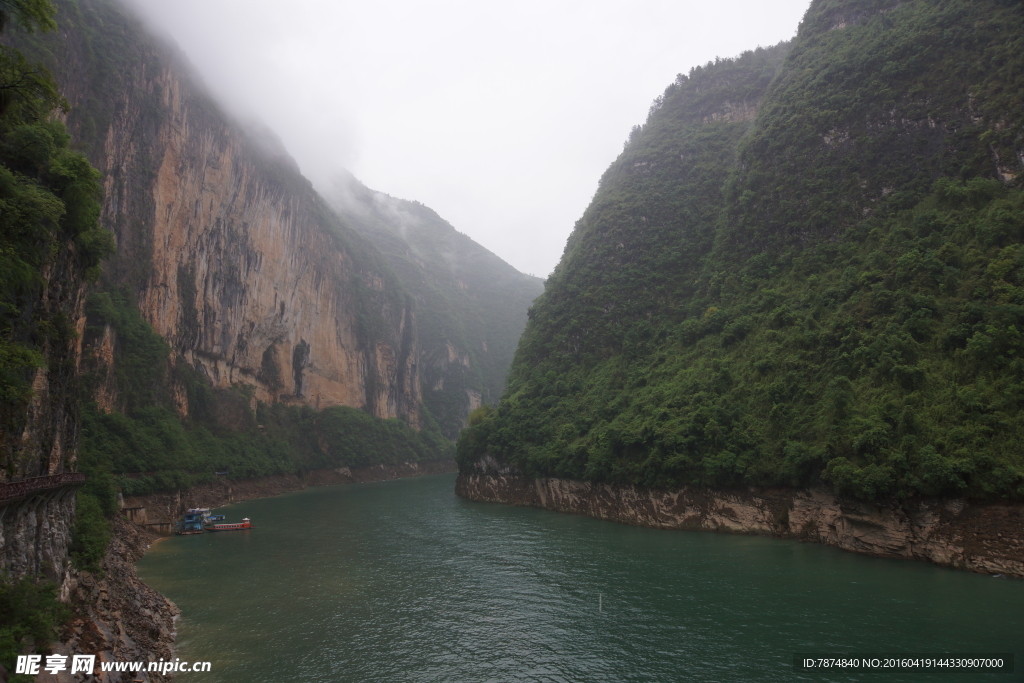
xmin=119 ymin=0 xmax=811 ymax=278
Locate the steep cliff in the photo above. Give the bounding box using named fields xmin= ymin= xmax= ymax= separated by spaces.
xmin=25 ymin=0 xmax=422 ymax=426
xmin=327 ymin=173 xmax=544 ymax=439
xmin=458 ymin=0 xmax=1024 ymax=539
xmin=12 ymin=0 xmax=543 ymax=444
xmin=2 ymin=0 xmax=544 ymax=613
xmin=0 ymin=8 xmax=117 ymax=677
xmin=0 ymin=2 xmax=113 ymax=590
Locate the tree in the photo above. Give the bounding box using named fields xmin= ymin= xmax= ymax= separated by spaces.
xmin=0 ymin=0 xmax=56 ymax=34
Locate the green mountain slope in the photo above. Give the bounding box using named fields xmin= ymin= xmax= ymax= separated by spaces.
xmin=327 ymin=173 xmax=544 ymax=439
xmin=459 ymin=0 xmax=1024 ymax=501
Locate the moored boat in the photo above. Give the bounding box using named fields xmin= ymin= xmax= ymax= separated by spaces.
xmin=206 ymin=517 xmax=252 ymax=532
xmin=176 ymin=508 xmax=210 ymax=535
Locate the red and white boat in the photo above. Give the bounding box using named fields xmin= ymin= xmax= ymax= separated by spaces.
xmin=206 ymin=517 xmax=252 ymax=532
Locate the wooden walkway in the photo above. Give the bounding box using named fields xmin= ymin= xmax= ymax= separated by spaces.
xmin=0 ymin=473 xmax=86 ymax=506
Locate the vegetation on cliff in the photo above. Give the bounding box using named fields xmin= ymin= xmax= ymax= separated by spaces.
xmin=0 ymin=576 xmax=69 ymax=680
xmin=0 ymin=0 xmax=113 ymax=473
xmin=459 ymin=0 xmax=1024 ymax=502
xmin=78 ymin=288 xmax=451 ymax=498
xmin=0 ymin=0 xmax=109 ymax=669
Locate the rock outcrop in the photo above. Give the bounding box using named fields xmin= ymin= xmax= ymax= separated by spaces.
xmin=0 ymin=480 xmax=80 ymax=587
xmin=456 ymin=472 xmax=1024 ymax=578
xmin=46 ymin=518 xmax=179 ymax=683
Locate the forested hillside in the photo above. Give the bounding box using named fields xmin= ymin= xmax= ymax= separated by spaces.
xmin=459 ymin=0 xmax=1024 ymax=502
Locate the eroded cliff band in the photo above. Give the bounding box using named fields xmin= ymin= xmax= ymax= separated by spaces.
xmin=456 ymin=470 xmax=1024 ymax=578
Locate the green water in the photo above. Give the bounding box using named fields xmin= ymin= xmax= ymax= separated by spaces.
xmin=136 ymin=474 xmax=1022 ymax=682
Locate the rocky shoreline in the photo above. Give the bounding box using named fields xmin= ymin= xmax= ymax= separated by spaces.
xmin=456 ymin=472 xmax=1024 ymax=578
xmin=34 ymin=518 xmax=179 ymax=683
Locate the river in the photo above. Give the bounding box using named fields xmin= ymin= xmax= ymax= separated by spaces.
xmin=136 ymin=473 xmax=1022 ymax=682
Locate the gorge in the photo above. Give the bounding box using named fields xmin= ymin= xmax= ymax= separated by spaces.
xmin=1 ymin=0 xmax=1024 ymax=678
xmin=0 ymin=0 xmax=540 ymax=673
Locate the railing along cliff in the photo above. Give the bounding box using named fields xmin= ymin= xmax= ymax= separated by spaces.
xmin=0 ymin=473 xmax=86 ymax=506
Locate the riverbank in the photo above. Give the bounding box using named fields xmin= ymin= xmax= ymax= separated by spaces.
xmin=40 ymin=518 xmax=179 ymax=683
xmin=455 ymin=472 xmax=1024 ymax=578
xmin=41 ymin=459 xmax=456 ymax=681
xmin=122 ymin=459 xmax=458 ymax=530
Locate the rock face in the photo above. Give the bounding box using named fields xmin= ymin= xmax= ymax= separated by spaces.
xmin=139 ymin=121 xmax=418 ymax=420
xmin=0 ymin=490 xmax=77 ymax=586
xmin=40 ymin=0 xmax=422 ymax=424
xmin=456 ymin=472 xmax=1024 ymax=578
xmin=19 ymin=0 xmax=544 ymax=435
xmin=0 ymin=232 xmax=89 ymax=584
xmin=8 ymin=253 xmax=89 ymax=480
xmin=0 ymin=144 xmax=93 ymax=486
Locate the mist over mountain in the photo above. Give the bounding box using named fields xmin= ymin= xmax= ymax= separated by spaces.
xmin=3 ymin=0 xmax=1024 ymax=673
xmin=2 ymin=0 xmax=540 ymax=506
xmin=325 ymin=171 xmax=543 ymax=439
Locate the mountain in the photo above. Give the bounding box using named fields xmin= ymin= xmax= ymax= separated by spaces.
xmin=0 ymin=0 xmax=538 ymax=584
xmin=458 ymin=0 xmax=1024 ymax=503
xmin=326 ymin=173 xmax=543 ymax=439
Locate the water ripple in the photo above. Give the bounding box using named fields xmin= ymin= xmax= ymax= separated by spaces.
xmin=138 ymin=475 xmax=1024 ymax=683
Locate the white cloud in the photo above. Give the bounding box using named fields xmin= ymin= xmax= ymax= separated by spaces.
xmin=120 ymin=0 xmax=811 ymax=278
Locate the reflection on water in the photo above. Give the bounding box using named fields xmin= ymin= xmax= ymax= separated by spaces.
xmin=137 ymin=473 xmax=1022 ymax=682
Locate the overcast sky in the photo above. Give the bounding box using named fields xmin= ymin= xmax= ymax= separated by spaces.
xmin=119 ymin=0 xmax=811 ymax=278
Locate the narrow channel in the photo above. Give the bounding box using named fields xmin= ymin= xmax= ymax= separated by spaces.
xmin=136 ymin=474 xmax=1023 ymax=682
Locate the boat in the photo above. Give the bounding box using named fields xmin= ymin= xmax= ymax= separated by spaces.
xmin=206 ymin=517 xmax=252 ymax=532
xmin=176 ymin=508 xmax=210 ymax=535
xmin=175 ymin=507 xmax=252 ymax=534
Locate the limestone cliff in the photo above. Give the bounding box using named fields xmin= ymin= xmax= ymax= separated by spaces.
xmin=18 ymin=0 xmax=544 ymax=438
xmin=29 ymin=0 xmax=422 ymax=425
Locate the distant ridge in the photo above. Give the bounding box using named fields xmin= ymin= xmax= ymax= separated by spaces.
xmin=327 ymin=171 xmax=544 ymax=438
